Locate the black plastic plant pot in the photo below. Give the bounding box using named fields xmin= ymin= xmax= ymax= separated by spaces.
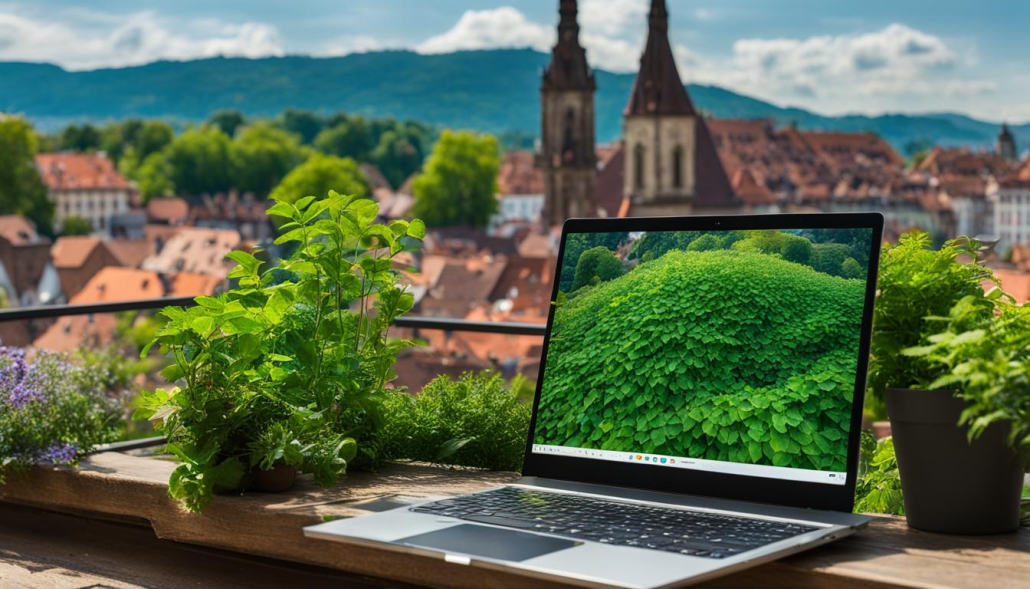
xmin=886 ymin=388 xmax=1025 ymax=535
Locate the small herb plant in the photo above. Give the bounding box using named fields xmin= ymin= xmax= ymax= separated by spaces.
xmin=135 ymin=191 xmax=425 ymax=512
xmin=903 ymin=294 xmax=1030 ymax=462
xmin=1 ymin=347 xmax=120 ymax=482
xmin=381 ymin=372 xmax=531 ymax=472
xmin=866 ymin=232 xmax=996 ymax=418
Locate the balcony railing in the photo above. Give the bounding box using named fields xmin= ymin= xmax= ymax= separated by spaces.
xmin=0 ymin=297 xmax=547 ymax=452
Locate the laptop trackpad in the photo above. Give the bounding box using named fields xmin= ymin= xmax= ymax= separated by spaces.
xmin=398 ymin=524 xmax=579 ymax=562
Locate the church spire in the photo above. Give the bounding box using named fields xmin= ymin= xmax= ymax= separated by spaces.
xmin=542 ymin=0 xmax=594 ymax=90
xmin=625 ymin=0 xmax=695 ymax=116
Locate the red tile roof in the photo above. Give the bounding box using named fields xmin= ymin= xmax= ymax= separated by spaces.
xmin=497 ymin=150 xmax=544 ymax=195
xmin=0 ymin=215 xmax=40 ymax=246
xmin=35 ymin=153 xmax=132 ymax=191
xmin=51 ymin=236 xmax=102 ymax=268
xmin=146 ymin=197 xmax=189 ymax=225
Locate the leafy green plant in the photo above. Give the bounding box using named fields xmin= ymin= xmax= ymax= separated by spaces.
xmin=854 ymin=433 xmax=904 ymax=515
xmin=536 ymin=244 xmax=865 ymax=472
xmin=867 ymin=233 xmax=996 ymax=418
xmin=902 ymin=294 xmax=1030 ymax=462
xmin=572 ymin=246 xmax=623 ymax=291
xmin=1 ymin=347 xmax=120 ymax=483
xmin=381 ymin=372 xmax=531 ymax=472
xmin=135 ymin=190 xmax=425 ymax=512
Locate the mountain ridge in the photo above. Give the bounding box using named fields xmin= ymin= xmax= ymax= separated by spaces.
xmin=1 ymin=49 xmax=1026 ymax=155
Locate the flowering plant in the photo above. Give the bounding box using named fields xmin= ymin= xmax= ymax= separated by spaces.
xmin=0 ymin=346 xmax=120 ymax=482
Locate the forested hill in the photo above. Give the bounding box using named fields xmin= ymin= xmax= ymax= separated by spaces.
xmin=1 ymin=49 xmax=1025 ymax=154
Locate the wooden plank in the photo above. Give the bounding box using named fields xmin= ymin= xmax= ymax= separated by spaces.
xmin=1 ymin=453 xmax=1027 ymax=589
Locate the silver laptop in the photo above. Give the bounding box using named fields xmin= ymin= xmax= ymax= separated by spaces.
xmin=306 ymin=213 xmax=884 ymax=589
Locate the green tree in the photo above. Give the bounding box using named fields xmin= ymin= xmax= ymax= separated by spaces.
xmin=133 ymin=152 xmax=174 ymax=202
xmin=280 ymin=109 xmax=325 ymax=144
xmin=208 ymin=110 xmax=247 ymax=138
xmin=60 ymin=216 xmax=92 ymax=236
xmin=559 ymin=232 xmax=629 ymax=292
xmin=163 ymin=127 xmax=233 ymax=196
xmin=314 ymin=117 xmax=373 ymax=161
xmin=229 ymin=122 xmax=307 ymax=196
xmin=628 ymin=231 xmax=701 ymax=261
xmin=59 ymin=123 xmax=102 ymax=152
xmin=572 ymin=246 xmax=623 ymax=291
xmin=841 ymin=257 xmax=864 ymax=279
xmin=782 ymin=237 xmax=812 ymax=264
xmin=135 ymin=121 xmax=174 ymax=160
xmin=269 ymin=154 xmax=369 ymax=204
xmin=371 ymin=130 xmax=422 ymax=188
xmin=686 ymin=234 xmax=723 ymax=252
xmin=809 ymin=243 xmax=852 ymax=277
xmin=412 ymin=130 xmax=499 ymax=229
xmin=0 ymin=116 xmax=53 ymax=233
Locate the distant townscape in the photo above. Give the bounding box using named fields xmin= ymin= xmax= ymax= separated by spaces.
xmin=0 ymin=0 xmax=1028 ymax=392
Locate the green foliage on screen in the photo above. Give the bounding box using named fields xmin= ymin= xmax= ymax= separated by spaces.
xmin=536 ymin=245 xmax=865 ymax=472
xmin=573 ymin=246 xmax=624 ymax=291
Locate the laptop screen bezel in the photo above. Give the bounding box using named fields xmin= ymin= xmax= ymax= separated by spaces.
xmin=521 ymin=212 xmax=884 ymax=513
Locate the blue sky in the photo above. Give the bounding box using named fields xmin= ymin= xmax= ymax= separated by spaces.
xmin=1 ymin=1 xmax=1027 ymax=121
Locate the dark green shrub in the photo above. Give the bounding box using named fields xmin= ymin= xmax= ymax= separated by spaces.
xmin=841 ymin=257 xmax=864 ymax=279
xmin=536 ymin=249 xmax=865 ymax=472
xmin=782 ymin=238 xmax=812 ymax=264
xmin=628 ymin=231 xmax=700 ymax=261
xmin=381 ymin=372 xmax=531 ymax=472
xmin=560 ymin=233 xmax=629 ymax=291
xmin=810 ymin=243 xmax=851 ymax=277
xmin=686 ymin=234 xmax=722 ymax=252
xmin=573 ymin=246 xmax=623 ymax=291
xmin=732 ymin=231 xmax=811 ymax=265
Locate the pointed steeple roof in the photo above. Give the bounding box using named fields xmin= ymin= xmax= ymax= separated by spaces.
xmin=1000 ymin=123 xmax=1014 ymax=140
xmin=624 ymin=0 xmax=695 ymax=116
xmin=542 ymin=0 xmax=594 ymax=90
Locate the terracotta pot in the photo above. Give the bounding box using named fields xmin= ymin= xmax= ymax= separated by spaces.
xmin=886 ymin=388 xmax=1024 ymax=535
xmin=248 ymin=462 xmax=297 ymax=493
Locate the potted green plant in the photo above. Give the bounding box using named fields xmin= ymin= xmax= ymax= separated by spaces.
xmin=135 ymin=191 xmax=425 ymax=512
xmin=869 ymin=232 xmax=1025 ymax=533
xmin=900 ymin=294 xmax=1029 ymax=534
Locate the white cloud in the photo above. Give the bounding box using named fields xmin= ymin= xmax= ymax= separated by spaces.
xmin=416 ymin=7 xmax=553 ymax=54
xmin=685 ymin=23 xmax=998 ymax=114
xmin=579 ymin=0 xmax=647 ymax=37
xmin=0 ymin=10 xmax=283 ymax=70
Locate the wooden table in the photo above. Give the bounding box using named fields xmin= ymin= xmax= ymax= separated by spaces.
xmin=1 ymin=452 xmax=1027 ymax=589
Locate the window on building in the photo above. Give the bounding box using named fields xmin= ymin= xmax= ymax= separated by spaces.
xmin=672 ymin=146 xmax=684 ymax=189
xmin=634 ymin=144 xmax=645 ymax=191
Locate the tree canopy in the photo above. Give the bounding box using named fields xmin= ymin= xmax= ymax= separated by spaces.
xmin=269 ymin=154 xmax=369 ymax=204
xmin=412 ymin=130 xmax=499 ymax=229
xmin=0 ymin=116 xmax=53 ymax=234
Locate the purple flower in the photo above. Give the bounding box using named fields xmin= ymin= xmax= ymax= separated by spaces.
xmin=34 ymin=443 xmax=78 ymax=465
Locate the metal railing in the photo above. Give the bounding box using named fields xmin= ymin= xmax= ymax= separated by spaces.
xmin=0 ymin=297 xmax=547 ymax=453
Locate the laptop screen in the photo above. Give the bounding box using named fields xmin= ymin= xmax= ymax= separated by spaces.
xmin=531 ymin=228 xmax=874 ymax=486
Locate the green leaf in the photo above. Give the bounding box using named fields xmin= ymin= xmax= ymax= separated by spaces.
xmin=407 ymin=218 xmax=426 ymax=240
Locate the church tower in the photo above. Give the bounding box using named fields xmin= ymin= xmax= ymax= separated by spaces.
xmin=998 ymin=123 xmax=1017 ymax=162
xmin=623 ymin=0 xmax=698 ymax=208
xmin=538 ymin=0 xmax=597 ymax=228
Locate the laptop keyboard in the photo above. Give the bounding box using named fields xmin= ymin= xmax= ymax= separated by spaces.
xmin=411 ymin=486 xmax=819 ymax=559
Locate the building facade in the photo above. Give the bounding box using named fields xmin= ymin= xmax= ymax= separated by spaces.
xmin=537 ymin=0 xmax=597 ymax=228
xmin=36 ymin=153 xmax=136 ymax=236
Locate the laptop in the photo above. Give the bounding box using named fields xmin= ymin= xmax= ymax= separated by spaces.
xmin=306 ymin=213 xmax=884 ymax=588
